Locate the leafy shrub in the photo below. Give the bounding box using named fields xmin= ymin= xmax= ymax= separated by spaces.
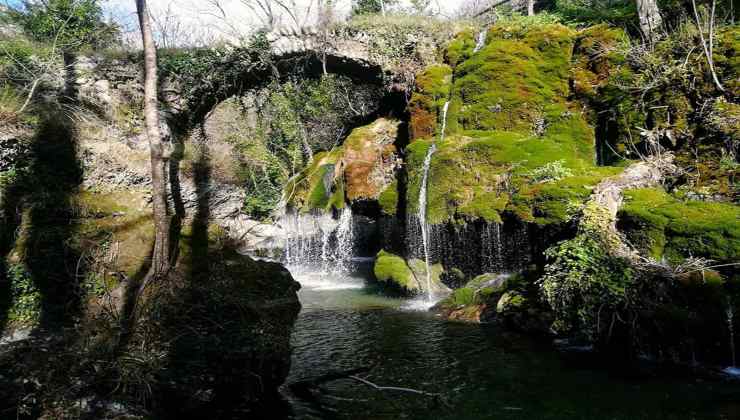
xmin=7 ymin=263 xmax=41 ymax=324
xmin=539 ymin=234 xmax=634 ymax=339
xmin=553 ymin=0 xmax=636 ymax=27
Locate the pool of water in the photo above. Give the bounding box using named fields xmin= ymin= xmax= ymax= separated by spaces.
xmin=280 ymin=263 xmax=740 ymax=420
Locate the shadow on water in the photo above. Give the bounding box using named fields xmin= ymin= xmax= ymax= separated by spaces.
xmin=0 ymin=106 xmax=84 ymax=334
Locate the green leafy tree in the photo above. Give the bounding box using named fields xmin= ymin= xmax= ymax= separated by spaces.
xmin=352 ymin=0 xmax=398 ymax=16
xmin=5 ymin=0 xmax=119 ymax=53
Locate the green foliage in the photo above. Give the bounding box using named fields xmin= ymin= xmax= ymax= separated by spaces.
xmin=553 ymin=0 xmax=636 ymax=27
xmin=4 ymin=0 xmax=119 ymax=52
xmin=540 ymin=234 xmax=634 ymax=337
xmin=7 ymin=263 xmax=41 ymax=324
xmin=352 ymin=0 xmax=398 ymax=15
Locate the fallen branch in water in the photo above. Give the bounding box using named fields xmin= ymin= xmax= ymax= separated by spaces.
xmin=288 ymin=368 xmax=450 ymax=408
xmin=348 ymin=375 xmax=451 ymax=408
xmin=289 ymin=367 xmax=371 ymax=393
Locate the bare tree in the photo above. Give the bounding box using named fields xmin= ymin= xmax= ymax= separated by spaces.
xmin=636 ymin=0 xmax=663 ymax=43
xmin=136 ymin=0 xmax=173 ymax=282
xmin=527 ymin=0 xmax=534 ymax=16
xmin=692 ymin=0 xmax=725 ymax=92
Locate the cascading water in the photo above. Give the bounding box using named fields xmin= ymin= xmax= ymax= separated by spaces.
xmin=724 ymin=300 xmax=740 ymax=376
xmin=439 ymin=101 xmax=450 ymax=142
xmin=281 ymin=208 xmax=355 ymax=275
xmin=473 ymin=28 xmax=488 ymax=53
xmin=416 ymin=101 xmax=450 ymax=303
xmin=333 ymin=207 xmax=355 ymax=273
xmin=418 ymin=142 xmax=438 ymax=302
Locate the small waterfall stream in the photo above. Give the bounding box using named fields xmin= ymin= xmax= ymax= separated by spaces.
xmin=416 ymin=101 xmax=449 ymax=302
xmin=473 ymin=28 xmax=488 ymax=53
xmin=418 ymin=142 xmax=438 ymax=301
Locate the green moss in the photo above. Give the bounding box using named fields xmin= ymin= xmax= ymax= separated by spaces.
xmin=404 ymin=21 xmax=630 ymax=227
xmin=445 ymin=30 xmax=476 ymax=68
xmin=453 ymin=23 xmax=574 ymax=133
xmin=378 ymin=180 xmax=399 ymax=216
xmin=448 ymin=287 xmax=476 ymax=306
xmin=373 ymin=250 xmax=418 ymax=292
xmin=341 ymin=118 xmax=400 ymax=202
xmin=619 ymin=188 xmax=740 ymax=263
xmin=408 ymin=64 xmax=453 ymax=141
xmin=285 ymin=149 xmax=344 ymax=212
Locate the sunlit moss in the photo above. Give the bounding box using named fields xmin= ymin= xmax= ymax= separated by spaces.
xmin=619 ymin=188 xmax=740 ymax=262
xmin=373 ymin=250 xmax=418 ymax=292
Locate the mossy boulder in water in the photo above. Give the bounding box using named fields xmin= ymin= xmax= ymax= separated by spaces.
xmin=407 ymin=258 xmax=450 ymax=296
xmin=435 ymin=273 xmax=510 ymax=322
xmin=373 ymin=250 xmax=449 ymax=296
xmin=374 ymin=250 xmax=420 ymax=293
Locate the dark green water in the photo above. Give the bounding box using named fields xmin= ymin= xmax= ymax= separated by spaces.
xmin=282 ymin=265 xmax=740 ymax=420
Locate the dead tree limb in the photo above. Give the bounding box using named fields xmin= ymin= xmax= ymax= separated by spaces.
xmin=348 ymin=375 xmax=451 ymax=407
xmin=692 ymin=0 xmax=725 ymax=92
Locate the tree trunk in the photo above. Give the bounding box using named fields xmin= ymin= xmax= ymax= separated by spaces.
xmin=527 ymin=0 xmax=534 ymax=16
xmin=136 ymin=0 xmax=172 ymax=280
xmin=636 ymin=0 xmax=663 ymax=43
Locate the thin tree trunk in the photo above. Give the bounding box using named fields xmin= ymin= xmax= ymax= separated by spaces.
xmin=527 ymin=0 xmax=534 ymax=16
xmin=636 ymin=0 xmax=663 ymax=43
xmin=136 ymin=0 xmax=172 ymax=281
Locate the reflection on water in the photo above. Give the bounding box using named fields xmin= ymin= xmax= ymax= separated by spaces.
xmin=282 ymin=263 xmax=740 ymax=420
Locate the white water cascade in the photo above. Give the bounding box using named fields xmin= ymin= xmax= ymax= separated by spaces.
xmin=416 ymin=101 xmax=450 ymax=303
xmin=418 ymin=142 xmax=438 ymax=302
xmin=281 ymin=208 xmax=355 ymax=275
xmin=724 ymin=301 xmax=740 ymax=377
xmin=473 ymin=28 xmax=488 ymax=53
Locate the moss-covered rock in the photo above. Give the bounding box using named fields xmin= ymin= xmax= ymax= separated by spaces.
xmin=341 ymin=118 xmax=400 ymax=202
xmin=404 ymin=21 xmax=623 ymax=226
xmin=378 ymin=180 xmax=399 ymax=216
xmin=435 ymin=273 xmax=510 ymax=322
xmin=284 ymin=148 xmax=345 ymax=212
xmin=407 ymin=258 xmax=449 ymax=295
xmin=373 ymin=250 xmax=420 ymax=293
xmin=285 ymin=118 xmax=401 ymax=212
xmin=408 ymin=64 xmax=453 ymax=141
xmin=618 ymin=188 xmax=740 ymax=263
xmin=453 ymin=23 xmax=575 ymax=133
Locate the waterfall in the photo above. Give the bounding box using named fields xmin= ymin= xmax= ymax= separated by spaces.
xmin=729 ymin=301 xmax=737 ymax=368
xmin=334 ymin=208 xmax=355 ymax=273
xmin=418 ymin=143 xmax=437 ymax=301
xmin=439 ymin=101 xmax=450 ymax=142
xmin=481 ymin=222 xmax=504 ymax=273
xmin=281 ymin=208 xmax=355 ymax=274
xmin=723 ymin=300 xmax=740 ymax=377
xmin=415 ymin=101 xmax=450 ymax=302
xmin=473 ymin=29 xmax=487 ymax=53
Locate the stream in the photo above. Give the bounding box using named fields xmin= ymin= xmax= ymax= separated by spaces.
xmin=280 ymin=261 xmax=740 ymax=420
